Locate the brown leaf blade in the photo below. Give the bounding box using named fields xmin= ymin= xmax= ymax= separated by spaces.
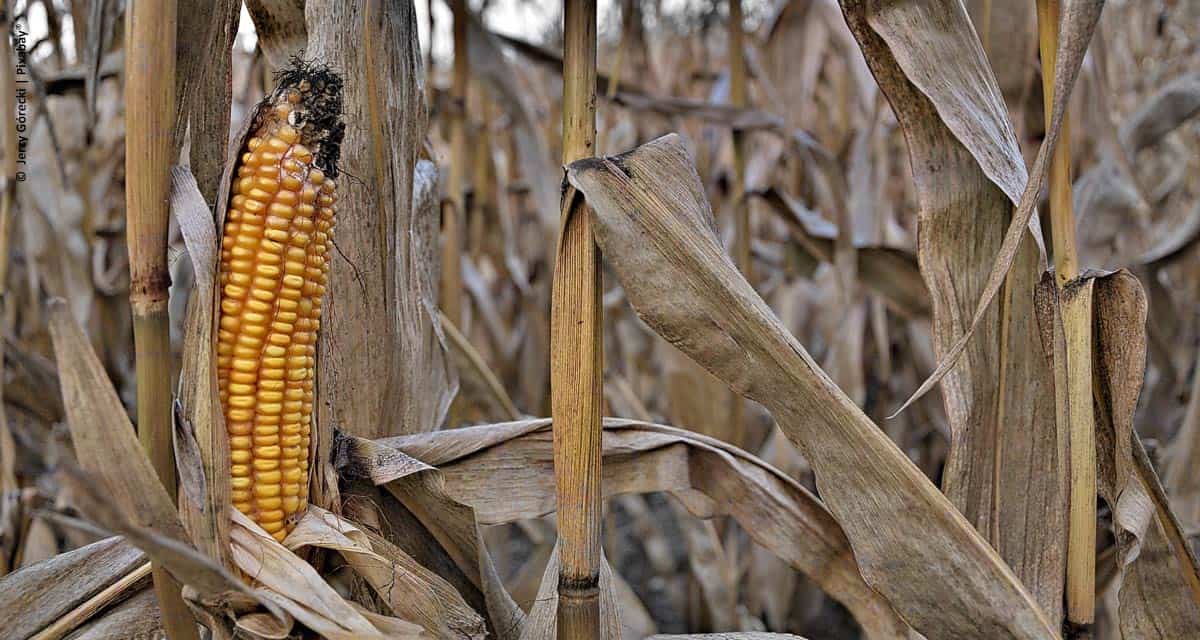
xmin=1090 ymin=271 xmax=1200 ymax=637
xmin=883 ymin=0 xmax=1104 ymax=416
xmin=379 ymin=417 xmax=912 ymax=639
xmin=173 ymin=163 xmax=232 ymax=568
xmin=285 ymin=506 xmax=487 ymax=639
xmin=345 ymin=437 xmax=528 ymax=639
xmin=48 ymin=300 xmax=189 ymax=542
xmin=0 ymin=537 xmax=145 ymax=639
xmin=567 ymin=135 xmax=1055 ymax=639
xmin=230 ymin=510 xmax=386 ymax=640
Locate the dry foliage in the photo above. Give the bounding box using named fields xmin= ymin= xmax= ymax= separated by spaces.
xmin=1 ymin=0 xmax=1199 ymax=639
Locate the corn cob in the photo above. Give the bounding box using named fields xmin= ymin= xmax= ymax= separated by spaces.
xmin=217 ymin=64 xmax=343 ymax=541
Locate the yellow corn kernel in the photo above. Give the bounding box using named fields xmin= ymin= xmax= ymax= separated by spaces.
xmin=215 ymin=64 xmax=341 ymax=541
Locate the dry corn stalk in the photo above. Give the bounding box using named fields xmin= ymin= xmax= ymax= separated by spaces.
xmin=216 ymin=62 xmax=344 ymax=541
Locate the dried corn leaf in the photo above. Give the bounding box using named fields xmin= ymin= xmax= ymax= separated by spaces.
xmin=48 ymin=300 xmax=192 ymax=549
xmin=368 ymin=417 xmax=910 ymax=639
xmin=353 ymin=604 xmax=429 ymax=638
xmin=877 ymin=0 xmax=1102 ymax=415
xmin=341 ymin=437 xmax=527 ymax=639
xmin=52 ymin=470 xmax=250 ymax=604
xmin=235 ymin=609 xmax=296 ymax=639
xmin=248 ymin=589 xmax=380 ymax=640
xmin=64 ymin=587 xmax=162 ymax=640
xmin=230 ymin=509 xmax=388 ymax=640
xmin=0 ymin=537 xmax=144 ymax=639
xmin=567 ymin=134 xmax=1054 ymax=639
xmin=49 ymin=298 xmax=302 ymax=638
xmin=840 ymin=0 xmax=1096 ymax=619
xmin=173 ymin=163 xmax=232 ymax=565
xmin=1086 ymin=271 xmax=1200 ymax=637
xmin=284 ymin=505 xmax=486 ymax=639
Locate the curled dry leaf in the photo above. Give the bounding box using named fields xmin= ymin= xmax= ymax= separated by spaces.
xmin=229 ymin=509 xmax=388 ymax=640
xmin=284 ymin=505 xmax=486 ymax=639
xmin=1084 ymin=271 xmax=1200 ymax=637
xmin=362 ymin=417 xmax=910 ymax=640
xmin=839 ymin=0 xmax=1114 ymax=621
xmin=566 ymin=134 xmax=1053 ymax=639
xmin=338 ymin=435 xmax=527 ymax=639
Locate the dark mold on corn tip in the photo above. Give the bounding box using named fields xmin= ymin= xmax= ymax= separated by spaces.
xmin=265 ymin=57 xmax=346 ymax=179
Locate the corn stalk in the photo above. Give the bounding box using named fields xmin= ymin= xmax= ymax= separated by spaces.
xmin=0 ymin=6 xmax=19 ymax=567
xmin=443 ymin=0 xmax=469 ymax=325
xmin=553 ymin=0 xmax=602 ymax=636
xmin=124 ymin=0 xmax=197 ymax=638
xmin=1038 ymin=0 xmax=1093 ymax=632
xmin=728 ymin=0 xmax=749 ymax=450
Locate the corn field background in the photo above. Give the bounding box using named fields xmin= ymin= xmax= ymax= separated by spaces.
xmin=0 ymin=0 xmax=1199 ymax=638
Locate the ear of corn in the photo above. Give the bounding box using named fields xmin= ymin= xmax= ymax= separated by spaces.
xmin=217 ymin=65 xmax=343 ymax=541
